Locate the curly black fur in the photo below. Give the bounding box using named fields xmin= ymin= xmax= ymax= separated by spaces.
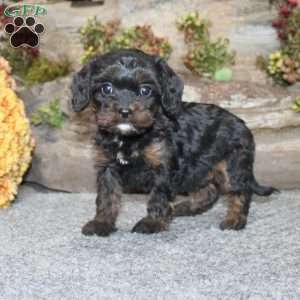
xmin=72 ymin=49 xmax=278 ymax=236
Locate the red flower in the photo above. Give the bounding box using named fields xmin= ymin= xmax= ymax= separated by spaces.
xmin=278 ymin=31 xmax=287 ymax=40
xmin=288 ymin=0 xmax=298 ymax=8
xmin=272 ymin=19 xmax=284 ymax=28
xmin=279 ymin=4 xmax=291 ymax=17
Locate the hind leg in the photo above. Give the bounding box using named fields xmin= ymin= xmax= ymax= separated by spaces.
xmin=216 ymin=155 xmax=253 ymax=231
xmin=217 ymin=132 xmax=255 ymax=230
xmin=172 ymin=184 xmax=219 ymax=217
xmin=220 ymin=191 xmax=252 ymax=230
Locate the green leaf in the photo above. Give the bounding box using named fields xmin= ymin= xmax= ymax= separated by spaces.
xmin=214 ymin=68 xmax=233 ymax=81
xmin=30 ymin=98 xmax=66 ymax=128
xmin=49 ymin=115 xmax=64 ymax=128
xmin=38 ymin=105 xmax=51 ymax=114
xmin=31 ymin=113 xmax=43 ymax=125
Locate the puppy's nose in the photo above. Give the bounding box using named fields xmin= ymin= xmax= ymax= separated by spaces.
xmin=119 ymin=108 xmax=131 ymax=118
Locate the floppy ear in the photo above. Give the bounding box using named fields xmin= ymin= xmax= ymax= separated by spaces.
xmin=71 ymin=64 xmax=91 ymax=112
xmin=156 ymin=57 xmax=184 ymax=118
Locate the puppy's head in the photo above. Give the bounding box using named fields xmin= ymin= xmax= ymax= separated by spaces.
xmin=71 ymin=49 xmax=183 ymax=136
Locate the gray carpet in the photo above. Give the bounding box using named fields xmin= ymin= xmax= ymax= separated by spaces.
xmin=0 ymin=187 xmax=299 ymax=300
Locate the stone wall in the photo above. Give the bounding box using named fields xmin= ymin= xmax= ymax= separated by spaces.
xmin=13 ymin=0 xmax=300 ymax=191
xmin=19 ymin=77 xmax=300 ymax=192
xmin=41 ymin=0 xmax=278 ymax=81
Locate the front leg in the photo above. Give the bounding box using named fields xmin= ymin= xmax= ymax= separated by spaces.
xmin=132 ymin=168 xmax=174 ymax=234
xmin=82 ymin=168 xmax=122 ymax=237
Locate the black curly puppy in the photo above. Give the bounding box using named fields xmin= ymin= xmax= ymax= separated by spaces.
xmin=71 ymin=49 xmax=277 ymax=236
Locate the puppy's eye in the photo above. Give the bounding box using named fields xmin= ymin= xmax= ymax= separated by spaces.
xmin=101 ymin=83 xmax=113 ymax=95
xmin=139 ymin=86 xmax=152 ymax=97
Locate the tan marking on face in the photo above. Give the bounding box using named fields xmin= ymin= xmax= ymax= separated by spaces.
xmin=131 ymin=103 xmax=141 ymax=112
xmin=96 ymin=111 xmax=121 ymax=129
xmin=129 ymin=110 xmax=154 ymax=129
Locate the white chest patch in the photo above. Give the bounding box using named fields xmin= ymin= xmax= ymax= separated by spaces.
xmin=116 ymin=123 xmax=136 ymax=134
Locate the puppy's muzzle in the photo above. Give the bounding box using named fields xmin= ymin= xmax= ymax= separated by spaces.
xmin=118 ymin=108 xmax=132 ymax=119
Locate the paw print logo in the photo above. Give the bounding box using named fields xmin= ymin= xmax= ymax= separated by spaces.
xmin=4 ymin=16 xmax=45 ymax=48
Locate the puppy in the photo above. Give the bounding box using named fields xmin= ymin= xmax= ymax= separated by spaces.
xmin=71 ymin=49 xmax=277 ymax=236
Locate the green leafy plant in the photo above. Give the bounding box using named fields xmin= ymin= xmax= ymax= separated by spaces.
xmin=79 ymin=18 xmax=120 ymax=63
xmin=184 ymin=38 xmax=235 ymax=78
xmin=79 ymin=17 xmax=173 ymax=64
xmin=31 ymin=98 xmax=66 ymax=128
xmin=292 ymin=97 xmax=300 ymax=112
xmin=24 ymin=57 xmax=72 ymax=86
xmin=0 ymin=41 xmax=71 ymax=85
xmin=111 ymin=25 xmax=172 ymax=58
xmin=176 ymin=11 xmax=210 ymax=44
xmin=0 ymin=45 xmax=39 ymax=78
xmin=177 ymin=12 xmax=235 ymax=78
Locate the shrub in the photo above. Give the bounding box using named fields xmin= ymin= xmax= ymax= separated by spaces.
xmin=0 ymin=44 xmax=71 ymax=86
xmin=0 ymin=57 xmax=35 ymax=208
xmin=31 ymin=98 xmax=66 ymax=128
xmin=258 ymin=50 xmax=300 ymax=85
xmin=176 ymin=11 xmax=210 ymax=44
xmin=24 ymin=58 xmax=71 ymax=86
xmin=272 ymin=0 xmax=300 ymax=43
xmin=260 ymin=1 xmax=300 ymax=85
xmin=79 ymin=17 xmax=172 ymax=64
xmin=79 ymin=18 xmax=120 ymax=63
xmin=0 ymin=13 xmax=71 ymax=87
xmin=183 ymin=38 xmax=235 ymax=78
xmin=0 ymin=45 xmax=39 ymax=78
xmin=177 ymin=12 xmax=235 ymax=78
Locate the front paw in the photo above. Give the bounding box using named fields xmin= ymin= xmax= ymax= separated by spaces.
xmin=219 ymin=215 xmax=247 ymax=231
xmin=81 ymin=220 xmax=116 ymax=237
xmin=131 ymin=217 xmax=168 ymax=234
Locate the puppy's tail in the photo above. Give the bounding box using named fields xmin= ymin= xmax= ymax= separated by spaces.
xmin=250 ymin=179 xmax=279 ymax=196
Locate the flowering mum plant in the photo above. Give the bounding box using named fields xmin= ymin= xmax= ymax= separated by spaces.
xmin=0 ymin=57 xmax=35 ymax=208
xmin=272 ymin=0 xmax=299 ymax=42
xmin=258 ymin=1 xmax=300 ymax=85
xmin=79 ymin=17 xmax=172 ymax=64
xmin=177 ymin=12 xmax=235 ymax=78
